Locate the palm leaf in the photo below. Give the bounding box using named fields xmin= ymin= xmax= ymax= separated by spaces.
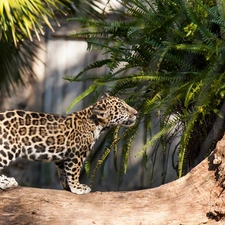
xmin=0 ymin=0 xmax=67 ymax=45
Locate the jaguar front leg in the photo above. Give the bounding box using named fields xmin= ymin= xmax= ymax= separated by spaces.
xmin=63 ymin=158 xmax=91 ymax=194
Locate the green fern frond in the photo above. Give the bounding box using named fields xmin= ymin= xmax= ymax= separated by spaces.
xmin=121 ymin=127 xmax=138 ymax=174
xmin=66 ymin=83 xmax=98 ymax=113
xmin=113 ymin=127 xmax=120 ymax=173
xmin=90 ymin=125 xmax=133 ymax=186
xmin=182 ymin=0 xmax=215 ymax=42
xmin=178 ymin=110 xmax=198 ymax=176
xmin=142 ymin=93 xmax=162 ymax=114
xmin=136 ymin=119 xmax=177 ymax=157
xmin=90 ymin=148 xmax=111 ymax=187
xmin=110 ymin=81 xmax=140 ymax=96
xmin=64 ymin=59 xmax=112 ymax=82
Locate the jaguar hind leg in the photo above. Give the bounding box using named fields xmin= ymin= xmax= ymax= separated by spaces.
xmin=55 ymin=161 xmax=70 ymax=191
xmin=0 ymin=148 xmax=19 ymax=190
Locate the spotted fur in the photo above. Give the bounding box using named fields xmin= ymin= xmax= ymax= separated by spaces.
xmin=0 ymin=94 xmax=137 ymax=194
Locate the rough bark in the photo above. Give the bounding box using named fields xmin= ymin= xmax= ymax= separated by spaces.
xmin=2 ymin=136 xmax=225 ymax=224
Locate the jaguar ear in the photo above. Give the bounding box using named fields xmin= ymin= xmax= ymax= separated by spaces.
xmin=100 ymin=92 xmax=110 ymax=99
xmin=92 ymin=108 xmax=110 ymax=122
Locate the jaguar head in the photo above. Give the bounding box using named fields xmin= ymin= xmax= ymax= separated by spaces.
xmin=92 ymin=94 xmax=137 ymax=128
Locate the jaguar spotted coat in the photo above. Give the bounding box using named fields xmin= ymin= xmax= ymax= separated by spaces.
xmin=0 ymin=94 xmax=137 ymax=194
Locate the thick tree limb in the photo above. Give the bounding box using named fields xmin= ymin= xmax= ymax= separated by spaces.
xmin=2 ymin=136 xmax=225 ymax=224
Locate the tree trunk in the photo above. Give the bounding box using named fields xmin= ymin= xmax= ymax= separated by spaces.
xmin=2 ymin=136 xmax=225 ymax=224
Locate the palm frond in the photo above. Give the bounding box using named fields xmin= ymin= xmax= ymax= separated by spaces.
xmin=0 ymin=0 xmax=67 ymax=45
xmin=0 ymin=0 xmax=72 ymax=97
xmin=0 ymin=40 xmax=38 ymax=97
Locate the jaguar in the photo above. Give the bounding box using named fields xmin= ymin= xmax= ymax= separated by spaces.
xmin=0 ymin=94 xmax=137 ymax=194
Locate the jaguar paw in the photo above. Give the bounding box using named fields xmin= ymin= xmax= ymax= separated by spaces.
xmin=70 ymin=184 xmax=91 ymax=194
xmin=0 ymin=175 xmax=18 ymax=190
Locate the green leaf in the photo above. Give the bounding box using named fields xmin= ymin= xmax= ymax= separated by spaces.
xmin=66 ymin=83 xmax=98 ymax=113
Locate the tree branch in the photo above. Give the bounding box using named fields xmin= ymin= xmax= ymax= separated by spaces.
xmin=1 ymin=148 xmax=224 ymax=224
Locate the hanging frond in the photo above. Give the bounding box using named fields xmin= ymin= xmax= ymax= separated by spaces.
xmin=64 ymin=59 xmax=112 ymax=82
xmin=66 ymin=82 xmax=99 ymax=113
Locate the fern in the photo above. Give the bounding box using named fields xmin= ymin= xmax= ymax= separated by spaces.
xmin=68 ymin=0 xmax=225 ymax=187
xmin=66 ymin=82 xmax=98 ymax=113
xmin=90 ymin=148 xmax=111 ymax=188
xmin=64 ymin=59 xmax=112 ymax=82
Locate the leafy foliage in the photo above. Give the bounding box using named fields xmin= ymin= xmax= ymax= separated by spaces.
xmin=0 ymin=0 xmax=103 ymax=97
xmin=0 ymin=0 xmax=68 ymax=97
xmin=0 ymin=40 xmax=37 ymax=96
xmin=68 ymin=0 xmax=225 ymax=180
xmin=0 ymin=0 xmax=67 ymax=45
